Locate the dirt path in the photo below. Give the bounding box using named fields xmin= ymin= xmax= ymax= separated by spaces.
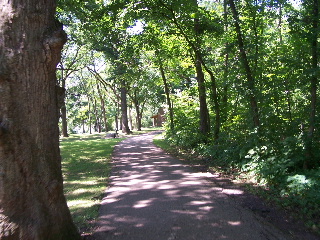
xmin=93 ymin=132 xmax=312 ymax=240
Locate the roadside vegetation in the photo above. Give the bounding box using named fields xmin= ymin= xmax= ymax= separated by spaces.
xmin=154 ymin=133 xmax=320 ymax=235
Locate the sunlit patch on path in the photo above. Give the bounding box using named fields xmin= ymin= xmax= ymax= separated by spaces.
xmin=94 ymin=132 xmax=291 ymax=240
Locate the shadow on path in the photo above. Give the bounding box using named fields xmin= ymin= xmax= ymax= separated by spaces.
xmin=93 ymin=132 xmax=293 ymax=240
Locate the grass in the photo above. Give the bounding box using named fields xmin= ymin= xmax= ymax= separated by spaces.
xmin=60 ymin=133 xmax=123 ymax=234
xmin=153 ymin=133 xmax=171 ymax=149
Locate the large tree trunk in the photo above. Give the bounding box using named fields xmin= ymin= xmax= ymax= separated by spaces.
xmin=229 ymin=0 xmax=260 ymax=128
xmin=0 ymin=1 xmax=81 ymax=239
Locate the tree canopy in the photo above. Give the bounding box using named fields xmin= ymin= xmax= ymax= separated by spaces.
xmin=55 ymin=0 xmax=320 ymax=231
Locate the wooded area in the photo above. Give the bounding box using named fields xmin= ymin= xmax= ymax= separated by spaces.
xmin=0 ymin=0 xmax=319 ymax=238
xmin=56 ymin=0 xmax=319 ymax=232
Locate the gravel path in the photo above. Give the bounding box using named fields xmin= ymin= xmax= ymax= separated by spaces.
xmin=93 ymin=131 xmax=297 ymax=240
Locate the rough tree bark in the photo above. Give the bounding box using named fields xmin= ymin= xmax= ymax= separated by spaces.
xmin=0 ymin=1 xmax=81 ymax=239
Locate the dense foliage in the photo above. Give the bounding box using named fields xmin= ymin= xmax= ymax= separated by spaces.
xmin=57 ymin=0 xmax=320 ymax=231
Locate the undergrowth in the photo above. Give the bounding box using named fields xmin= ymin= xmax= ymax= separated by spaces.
xmin=156 ymin=130 xmax=320 ymax=235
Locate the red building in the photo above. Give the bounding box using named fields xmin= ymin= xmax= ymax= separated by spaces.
xmin=151 ymin=107 xmax=165 ymax=127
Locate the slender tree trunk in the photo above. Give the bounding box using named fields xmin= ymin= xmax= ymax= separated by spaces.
xmin=138 ymin=101 xmax=145 ymax=131
xmin=0 ymin=1 xmax=81 ymax=239
xmin=135 ymin=103 xmax=142 ymax=131
xmin=132 ymin=90 xmax=142 ymax=131
xmin=61 ymin=105 xmax=69 ymax=137
xmin=201 ymin=63 xmax=220 ymax=141
xmin=115 ymin=115 xmax=118 ymax=131
xmin=120 ymin=81 xmax=131 ymax=134
xmin=82 ymin=119 xmax=86 ymax=133
xmin=128 ymin=106 xmax=133 ymax=130
xmin=167 ymin=0 xmax=210 ymax=135
xmin=229 ymin=0 xmax=260 ymax=128
xmin=115 ymin=102 xmax=120 ymax=131
xmin=93 ymin=99 xmax=101 ymax=132
xmin=305 ymin=0 xmax=319 ymax=169
xmin=251 ymin=1 xmax=260 ymax=74
xmin=284 ymin=79 xmax=293 ymax=123
xmin=97 ymin=82 xmax=108 ymax=133
xmin=195 ymin=51 xmax=210 ymax=135
xmin=60 ymin=69 xmax=69 ymax=137
xmin=278 ymin=3 xmax=293 ymax=124
xmin=222 ymin=0 xmax=230 ymax=123
xmin=158 ymin=57 xmax=174 ymax=131
xmin=88 ymin=99 xmax=92 ymax=134
xmin=194 ymin=18 xmax=210 ymax=136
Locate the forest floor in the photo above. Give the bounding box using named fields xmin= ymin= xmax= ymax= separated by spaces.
xmin=91 ymin=131 xmax=319 ymax=240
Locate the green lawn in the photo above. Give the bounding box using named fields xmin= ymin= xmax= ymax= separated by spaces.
xmin=60 ymin=133 xmax=123 ymax=233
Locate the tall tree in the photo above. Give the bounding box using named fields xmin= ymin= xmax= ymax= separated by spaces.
xmin=96 ymin=81 xmax=109 ymax=132
xmin=120 ymin=79 xmax=132 ymax=133
xmin=58 ymin=44 xmax=83 ymax=137
xmin=151 ymin=0 xmax=212 ymax=135
xmin=304 ymin=0 xmax=319 ymax=168
xmin=229 ymin=0 xmax=260 ymax=128
xmin=158 ymin=55 xmax=175 ymax=131
xmin=0 ymin=0 xmax=80 ymax=239
xmin=194 ymin=16 xmax=211 ymax=135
